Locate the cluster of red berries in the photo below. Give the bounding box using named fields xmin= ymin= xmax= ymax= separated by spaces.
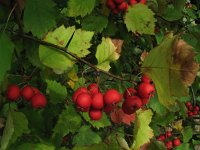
xmin=6 ymin=84 xmax=47 ymax=108
xmin=157 ymin=131 xmax=181 ymax=150
xmin=122 ymin=75 xmax=155 ymax=114
xmin=72 ymin=83 xmax=122 ymax=121
xmin=185 ymin=102 xmax=199 ymax=117
xmin=106 ymin=0 xmax=146 ymax=14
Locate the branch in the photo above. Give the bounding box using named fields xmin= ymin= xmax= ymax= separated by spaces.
xmin=16 ymin=33 xmax=135 ymax=83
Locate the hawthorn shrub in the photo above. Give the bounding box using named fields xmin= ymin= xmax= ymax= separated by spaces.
xmin=0 ymin=0 xmax=200 ymax=150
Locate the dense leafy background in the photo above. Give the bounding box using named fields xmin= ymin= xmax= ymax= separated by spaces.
xmin=0 ymin=0 xmax=200 ymax=150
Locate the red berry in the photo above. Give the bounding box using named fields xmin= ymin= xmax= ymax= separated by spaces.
xmin=173 ymin=138 xmax=181 ymax=147
xmin=72 ymin=87 xmax=88 ymax=103
xmin=165 ymin=141 xmax=173 ymax=150
xmin=125 ymin=3 xmax=129 ymax=11
xmin=91 ymin=93 xmax=104 ymax=109
xmin=140 ymin=0 xmax=146 ymax=4
xmin=194 ymin=106 xmax=199 ymax=112
xmin=31 ymin=93 xmax=47 ymax=108
xmin=21 ymin=85 xmax=34 ymax=101
xmin=142 ymin=98 xmax=149 ymax=105
xmin=166 ymin=131 xmax=172 ymax=138
xmin=141 ymin=74 xmax=151 ymax=83
xmin=186 ymin=102 xmax=192 ymax=107
xmin=137 ymin=82 xmax=155 ymax=99
xmin=112 ymin=8 xmax=119 ymax=14
xmin=104 ymin=89 xmax=122 ymax=105
xmin=157 ymin=134 xmax=165 ymax=141
xmin=122 ymin=96 xmax=142 ymax=114
xmin=188 ymin=105 xmax=193 ymax=111
xmin=118 ymin=2 xmax=128 ymax=11
xmin=187 ymin=111 xmax=193 ymax=117
xmin=32 ymin=87 xmax=40 ymax=94
xmin=87 ymin=83 xmax=99 ymax=95
xmin=114 ymin=0 xmax=124 ymax=4
xmin=107 ymin=0 xmax=116 ymax=9
xmin=193 ymin=110 xmax=199 ymax=115
xmin=89 ymin=109 xmax=102 ymax=120
xmin=104 ymin=104 xmax=116 ymax=114
xmin=76 ymin=93 xmax=92 ymax=109
xmin=129 ymin=0 xmax=137 ymax=5
xmin=123 ymin=87 xmax=137 ymax=99
xmin=6 ymin=84 xmax=20 ymax=101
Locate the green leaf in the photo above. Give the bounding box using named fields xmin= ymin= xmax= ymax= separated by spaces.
xmin=162 ymin=5 xmax=182 ymax=21
xmin=10 ymin=111 xmax=29 ymax=145
xmin=147 ymin=140 xmax=167 ymax=150
xmin=68 ymin=29 xmax=94 ymax=58
xmin=73 ymin=126 xmax=101 ymax=146
xmin=156 ymin=0 xmax=168 ymax=15
xmin=0 ymin=33 xmax=14 ymax=84
xmin=182 ymin=126 xmax=193 ymax=143
xmin=177 ymin=101 xmax=187 ymax=118
xmin=182 ymin=32 xmax=200 ymax=52
xmin=82 ymin=112 xmax=111 ymax=129
xmin=21 ymin=108 xmax=45 ymax=134
xmin=26 ymin=43 xmax=44 ymax=68
xmin=66 ymin=0 xmax=96 ymax=17
xmin=73 ymin=143 xmax=107 ymax=150
xmin=15 ymin=143 xmax=55 ymax=150
xmin=148 ymin=94 xmax=167 ymax=115
xmin=175 ymin=143 xmax=189 ymax=150
xmin=132 ymin=109 xmax=154 ymax=150
xmin=0 ymin=112 xmax=14 ymax=150
xmin=46 ymin=80 xmax=67 ymax=104
xmin=23 ymin=0 xmax=56 ymax=38
xmin=116 ymin=135 xmax=130 ymax=150
xmin=53 ymin=106 xmax=82 ymax=145
xmin=82 ymin=15 xmax=108 ymax=32
xmin=153 ymin=112 xmax=175 ymax=126
xmin=141 ymin=34 xmax=190 ymax=110
xmin=95 ymin=38 xmax=120 ymax=71
xmin=125 ymin=4 xmax=156 ymax=35
xmin=0 ymin=111 xmax=29 ymax=150
xmin=39 ymin=25 xmax=75 ymax=73
xmin=174 ymin=0 xmax=186 ymax=12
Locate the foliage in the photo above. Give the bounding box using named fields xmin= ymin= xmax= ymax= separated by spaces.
xmin=0 ymin=0 xmax=200 ymax=149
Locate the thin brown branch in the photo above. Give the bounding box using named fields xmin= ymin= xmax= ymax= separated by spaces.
xmin=16 ymin=33 xmax=135 ymax=84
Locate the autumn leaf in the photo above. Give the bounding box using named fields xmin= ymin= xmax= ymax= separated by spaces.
xmin=140 ymin=50 xmax=149 ymax=62
xmin=96 ymin=38 xmax=120 ymax=71
xmin=141 ymin=33 xmax=199 ymax=110
xmin=111 ymin=39 xmax=124 ymax=54
xmin=173 ymin=39 xmax=199 ymax=86
xmin=172 ymin=119 xmax=183 ymax=131
xmin=110 ymin=108 xmax=135 ymax=126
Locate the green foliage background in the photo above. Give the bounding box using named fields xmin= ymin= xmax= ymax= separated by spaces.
xmin=0 ymin=0 xmax=200 ymax=149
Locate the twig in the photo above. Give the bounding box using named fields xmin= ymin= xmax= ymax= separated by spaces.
xmin=15 ymin=33 xmax=135 ymax=84
xmin=3 ymin=3 xmax=17 ymax=32
xmin=190 ymin=86 xmax=196 ymax=106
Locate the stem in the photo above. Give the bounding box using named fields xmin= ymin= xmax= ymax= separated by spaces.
xmin=3 ymin=3 xmax=17 ymax=32
xmin=190 ymin=86 xmax=196 ymax=106
xmin=16 ymin=33 xmax=135 ymax=84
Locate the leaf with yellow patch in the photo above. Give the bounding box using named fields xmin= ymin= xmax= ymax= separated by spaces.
xmin=141 ymin=33 xmax=199 ymax=110
xmin=96 ymin=38 xmax=120 ymax=71
xmin=132 ymin=109 xmax=154 ymax=150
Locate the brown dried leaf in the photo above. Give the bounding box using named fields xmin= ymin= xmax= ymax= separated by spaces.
xmin=173 ymin=39 xmax=199 ymax=86
xmin=110 ymin=108 xmax=135 ymax=125
xmin=140 ymin=50 xmax=149 ymax=61
xmin=111 ymin=39 xmax=124 ymax=54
